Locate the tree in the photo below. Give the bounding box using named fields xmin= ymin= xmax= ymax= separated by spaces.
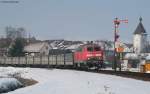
xmin=5 ymin=26 xmax=26 ymax=40
xmin=8 ymin=38 xmax=26 ymax=57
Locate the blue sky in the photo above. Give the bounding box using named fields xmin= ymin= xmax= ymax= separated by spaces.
xmin=0 ymin=0 xmax=150 ymax=42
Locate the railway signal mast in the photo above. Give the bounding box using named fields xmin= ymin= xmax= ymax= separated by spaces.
xmin=113 ymin=18 xmax=128 ymax=71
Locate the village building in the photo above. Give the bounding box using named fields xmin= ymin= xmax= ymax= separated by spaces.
xmin=133 ymin=17 xmax=148 ymax=54
xmin=123 ymin=17 xmax=150 ymax=71
xmin=24 ymin=42 xmax=51 ymax=56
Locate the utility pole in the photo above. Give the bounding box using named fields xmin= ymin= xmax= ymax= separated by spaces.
xmin=113 ymin=18 xmax=128 ymax=71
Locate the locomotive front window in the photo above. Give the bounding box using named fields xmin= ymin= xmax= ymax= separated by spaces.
xmin=76 ymin=47 xmax=82 ymax=52
xmin=87 ymin=47 xmax=93 ymax=52
xmin=94 ymin=47 xmax=101 ymax=51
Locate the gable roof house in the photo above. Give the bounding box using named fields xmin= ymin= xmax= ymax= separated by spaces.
xmin=24 ymin=42 xmax=51 ymax=56
xmin=121 ymin=43 xmax=133 ymax=52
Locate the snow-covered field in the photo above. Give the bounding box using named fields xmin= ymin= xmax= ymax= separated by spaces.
xmin=0 ymin=67 xmax=150 ymax=94
xmin=0 ymin=78 xmax=23 ymax=93
xmin=0 ymin=67 xmax=27 ymax=93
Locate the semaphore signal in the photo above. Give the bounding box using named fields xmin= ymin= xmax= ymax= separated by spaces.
xmin=113 ymin=18 xmax=128 ymax=71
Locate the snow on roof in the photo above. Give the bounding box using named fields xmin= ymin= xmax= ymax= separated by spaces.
xmin=66 ymin=44 xmax=82 ymax=50
xmin=124 ymin=53 xmax=139 ymax=59
xmin=24 ymin=42 xmax=49 ymax=52
xmin=145 ymin=54 xmax=150 ymax=60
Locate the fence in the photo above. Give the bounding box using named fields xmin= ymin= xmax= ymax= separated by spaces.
xmin=0 ymin=53 xmax=74 ymax=67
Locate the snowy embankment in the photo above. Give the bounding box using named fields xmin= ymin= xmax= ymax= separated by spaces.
xmin=0 ymin=78 xmax=23 ymax=93
xmin=0 ymin=67 xmax=149 ymax=94
xmin=0 ymin=67 xmax=28 ymax=78
xmin=0 ymin=67 xmax=29 ymax=93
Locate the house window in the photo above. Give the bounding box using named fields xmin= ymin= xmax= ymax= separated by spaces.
xmin=43 ymin=52 xmax=45 ymax=55
xmin=46 ymin=46 xmax=48 ymax=50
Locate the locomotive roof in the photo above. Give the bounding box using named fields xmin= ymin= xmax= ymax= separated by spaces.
xmin=79 ymin=43 xmax=100 ymax=47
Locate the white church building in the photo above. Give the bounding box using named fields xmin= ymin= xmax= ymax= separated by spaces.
xmin=133 ymin=17 xmax=148 ymax=54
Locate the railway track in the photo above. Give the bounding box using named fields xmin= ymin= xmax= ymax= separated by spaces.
xmin=1 ymin=64 xmax=150 ymax=81
xmin=60 ymin=67 xmax=150 ymax=81
xmin=88 ymin=69 xmax=150 ymax=81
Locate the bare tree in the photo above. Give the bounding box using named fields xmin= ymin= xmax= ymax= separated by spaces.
xmin=5 ymin=26 xmax=26 ymax=40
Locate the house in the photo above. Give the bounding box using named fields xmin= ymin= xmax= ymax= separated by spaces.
xmin=24 ymin=42 xmax=51 ymax=56
xmin=123 ymin=53 xmax=139 ymax=70
xmin=0 ymin=48 xmax=8 ymax=56
xmin=123 ymin=43 xmax=133 ymax=52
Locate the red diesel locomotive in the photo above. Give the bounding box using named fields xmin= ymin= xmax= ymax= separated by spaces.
xmin=74 ymin=43 xmax=104 ymax=69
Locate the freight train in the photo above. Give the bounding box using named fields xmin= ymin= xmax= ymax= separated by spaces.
xmin=0 ymin=43 xmax=104 ymax=69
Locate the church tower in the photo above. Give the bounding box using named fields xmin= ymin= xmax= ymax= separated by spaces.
xmin=133 ymin=17 xmax=148 ymax=54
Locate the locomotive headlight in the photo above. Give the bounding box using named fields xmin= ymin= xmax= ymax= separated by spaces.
xmin=86 ymin=54 xmax=93 ymax=57
xmin=95 ymin=54 xmax=101 ymax=56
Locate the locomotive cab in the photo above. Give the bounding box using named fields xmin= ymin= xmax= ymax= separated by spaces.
xmin=74 ymin=44 xmax=104 ymax=69
xmin=86 ymin=45 xmax=104 ymax=68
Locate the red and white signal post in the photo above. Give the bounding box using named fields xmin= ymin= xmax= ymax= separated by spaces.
xmin=113 ymin=18 xmax=128 ymax=71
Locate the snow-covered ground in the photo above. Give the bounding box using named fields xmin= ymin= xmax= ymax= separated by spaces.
xmin=0 ymin=67 xmax=150 ymax=94
xmin=0 ymin=67 xmax=28 ymax=78
xmin=0 ymin=67 xmax=27 ymax=93
xmin=0 ymin=78 xmax=23 ymax=93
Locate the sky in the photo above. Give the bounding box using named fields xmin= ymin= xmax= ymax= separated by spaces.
xmin=0 ymin=0 xmax=150 ymax=43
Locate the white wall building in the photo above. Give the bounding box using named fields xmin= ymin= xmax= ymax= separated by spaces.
xmin=24 ymin=42 xmax=51 ymax=56
xmin=133 ymin=17 xmax=148 ymax=54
